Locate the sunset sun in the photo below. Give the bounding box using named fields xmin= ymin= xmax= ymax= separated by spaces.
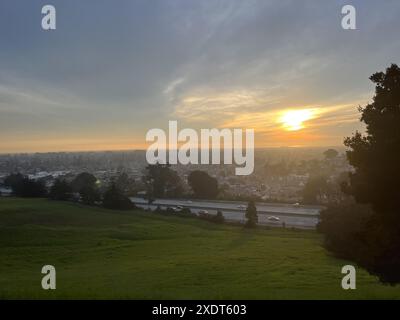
xmin=280 ymin=109 xmax=314 ymax=131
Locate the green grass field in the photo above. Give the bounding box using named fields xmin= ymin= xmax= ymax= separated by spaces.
xmin=0 ymin=197 xmax=399 ymax=299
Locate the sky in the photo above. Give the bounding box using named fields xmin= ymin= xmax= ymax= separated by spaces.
xmin=0 ymin=0 xmax=399 ymax=153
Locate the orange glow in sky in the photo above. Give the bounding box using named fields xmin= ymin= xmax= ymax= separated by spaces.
xmin=280 ymin=109 xmax=315 ymax=131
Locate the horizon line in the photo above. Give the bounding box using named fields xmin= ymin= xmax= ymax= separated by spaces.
xmin=0 ymin=145 xmax=346 ymax=156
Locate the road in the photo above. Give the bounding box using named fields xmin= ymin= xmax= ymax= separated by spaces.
xmin=130 ymin=197 xmax=323 ymax=229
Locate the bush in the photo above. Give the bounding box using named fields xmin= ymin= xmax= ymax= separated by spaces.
xmin=318 ymin=204 xmax=373 ymax=260
xmin=198 ymin=210 xmax=225 ymax=224
xmin=154 ymin=206 xmax=196 ymax=218
xmin=318 ymin=204 xmax=400 ymax=284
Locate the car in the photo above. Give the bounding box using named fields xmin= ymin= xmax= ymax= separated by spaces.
xmin=176 ymin=205 xmax=183 ymax=210
xmin=237 ymin=205 xmax=246 ymax=209
xmin=198 ymin=210 xmax=209 ymax=215
xmin=267 ymin=216 xmax=280 ymax=222
xmin=293 ymin=202 xmax=300 ymax=206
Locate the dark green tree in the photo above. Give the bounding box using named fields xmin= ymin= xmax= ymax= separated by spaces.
xmin=215 ymin=210 xmax=225 ymax=224
xmin=4 ymin=173 xmax=46 ymax=198
xmin=4 ymin=173 xmax=25 ymax=190
xmin=245 ymin=201 xmax=258 ymax=228
xmin=49 ymin=179 xmax=72 ymax=201
xmin=143 ymin=164 xmax=183 ymax=198
xmin=188 ymin=170 xmax=218 ymax=199
xmin=71 ymin=172 xmax=97 ymax=193
xmin=334 ymin=64 xmax=400 ymax=284
xmin=71 ymin=172 xmax=99 ymax=205
xmin=80 ymin=184 xmax=100 ymax=205
xmin=102 ymin=183 xmax=134 ymax=210
xmin=115 ymin=172 xmax=135 ymax=195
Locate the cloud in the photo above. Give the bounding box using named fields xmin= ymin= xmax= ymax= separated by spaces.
xmin=163 ymin=77 xmax=185 ymax=96
xmin=0 ymin=0 xmax=399 ymax=152
xmin=173 ymin=88 xmax=282 ymax=124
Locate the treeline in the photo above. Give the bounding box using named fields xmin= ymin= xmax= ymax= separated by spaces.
xmin=143 ymin=164 xmax=220 ymax=201
xmin=3 ymin=173 xmax=46 ymax=198
xmin=3 ymin=172 xmax=135 ymax=210
xmin=2 ymin=165 xmax=222 ymax=209
xmin=3 ymin=168 xmax=260 ymax=228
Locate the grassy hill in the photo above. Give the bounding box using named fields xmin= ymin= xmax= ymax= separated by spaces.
xmin=0 ymin=197 xmax=399 ymax=299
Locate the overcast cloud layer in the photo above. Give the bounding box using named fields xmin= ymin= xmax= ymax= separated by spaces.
xmin=0 ymin=0 xmax=399 ymax=152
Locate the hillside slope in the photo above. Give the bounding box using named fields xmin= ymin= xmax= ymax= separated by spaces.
xmin=0 ymin=198 xmax=399 ymax=299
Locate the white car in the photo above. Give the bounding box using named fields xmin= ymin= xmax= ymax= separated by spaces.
xmin=237 ymin=205 xmax=246 ymax=209
xmin=198 ymin=210 xmax=209 ymax=215
xmin=267 ymin=216 xmax=280 ymax=222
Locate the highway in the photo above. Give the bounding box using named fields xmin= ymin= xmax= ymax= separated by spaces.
xmin=130 ymin=197 xmax=322 ymax=229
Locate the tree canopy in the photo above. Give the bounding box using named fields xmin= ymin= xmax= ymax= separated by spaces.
xmin=322 ymin=64 xmax=400 ymax=284
xmin=143 ymin=164 xmax=183 ymax=199
xmin=245 ymin=201 xmax=258 ymax=228
xmin=323 ymin=149 xmax=339 ymax=160
xmin=188 ymin=170 xmax=219 ymax=199
xmin=49 ymin=179 xmax=72 ymax=201
xmin=102 ymin=183 xmax=134 ymax=210
xmin=4 ymin=173 xmax=46 ymax=198
xmin=344 ymin=64 xmax=400 ymax=214
xmin=71 ymin=172 xmax=97 ymax=192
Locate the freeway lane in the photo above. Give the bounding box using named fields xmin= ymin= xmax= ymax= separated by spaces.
xmin=130 ymin=198 xmax=322 ymax=229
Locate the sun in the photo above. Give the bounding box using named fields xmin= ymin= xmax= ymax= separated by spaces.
xmin=280 ymin=109 xmax=314 ymax=131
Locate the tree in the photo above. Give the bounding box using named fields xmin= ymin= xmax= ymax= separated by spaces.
xmin=302 ymin=175 xmax=329 ymax=204
xmin=318 ymin=204 xmax=374 ymax=260
xmin=49 ymin=179 xmax=72 ymax=200
xmin=4 ymin=173 xmax=25 ymax=190
xmin=71 ymin=172 xmax=97 ymax=193
xmin=80 ymin=185 xmax=100 ymax=205
xmin=188 ymin=170 xmax=218 ymax=199
xmin=323 ymin=148 xmax=339 ymax=160
xmin=344 ymin=64 xmax=400 ymax=214
xmin=71 ymin=172 xmax=99 ymax=205
xmin=164 ymin=169 xmax=183 ymax=198
xmin=102 ymin=183 xmax=134 ymax=210
xmin=115 ymin=172 xmax=136 ymax=195
xmin=325 ymin=64 xmax=400 ymax=284
xmin=245 ymin=201 xmax=258 ymax=228
xmin=4 ymin=173 xmax=46 ymax=198
xmin=143 ymin=164 xmax=183 ymax=198
xmin=215 ymin=210 xmax=225 ymax=224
